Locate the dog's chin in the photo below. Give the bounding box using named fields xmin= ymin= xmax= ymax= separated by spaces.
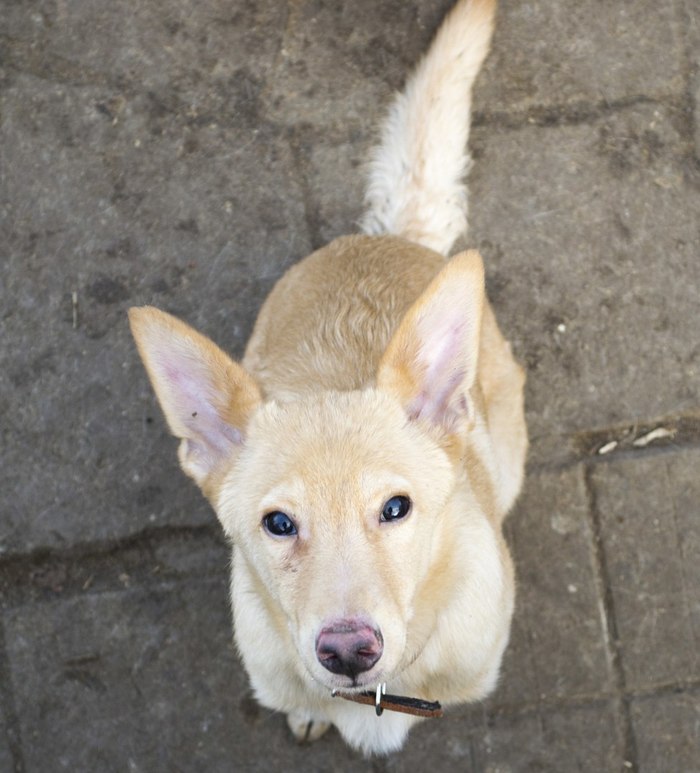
xmin=305 ymin=663 xmax=389 ymax=694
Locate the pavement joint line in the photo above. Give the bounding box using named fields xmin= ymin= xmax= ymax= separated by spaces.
xmin=624 ymin=678 xmax=700 ymax=701
xmin=470 ymin=679 xmax=700 ymax=722
xmin=467 ymin=736 xmax=479 ymax=770
xmin=583 ymin=464 xmax=639 ymax=772
xmin=665 ymin=460 xmax=700 ymax=663
xmin=370 ymin=757 xmax=390 ymax=773
xmin=0 ymin=522 xmax=224 ymax=568
xmin=482 ymin=692 xmax=618 ymax=721
xmin=1 ymin=33 xmax=113 ymax=90
xmin=573 ymin=413 xmax=700 ymax=459
xmin=0 ymin=620 xmax=26 ymax=773
xmin=472 ymin=93 xmax=676 ymax=131
xmin=0 ymin=565 xmax=229 ymax=614
xmin=524 ymin=412 xmax=700 ymax=475
xmin=676 ymin=0 xmax=700 ymax=160
xmin=285 ymin=126 xmax=325 ymax=251
xmin=3 ymin=32 xmax=689 ymax=140
xmin=262 ymin=0 xmax=305 ymax=106
xmin=0 ymin=523 xmax=228 ymax=605
xmin=527 ymin=435 xmax=700 ymax=477
xmin=0 ymin=33 xmax=285 ymax=140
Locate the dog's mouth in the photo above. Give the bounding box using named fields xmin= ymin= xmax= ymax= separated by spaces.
xmin=302 ymin=655 xmax=390 ymax=694
xmin=310 ymin=667 xmax=387 ymax=693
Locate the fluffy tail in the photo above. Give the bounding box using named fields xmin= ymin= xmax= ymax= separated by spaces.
xmin=360 ymin=0 xmax=496 ymax=256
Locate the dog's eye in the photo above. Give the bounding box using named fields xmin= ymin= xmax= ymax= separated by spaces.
xmin=380 ymin=495 xmax=412 ymax=523
xmin=262 ymin=511 xmax=297 ymax=537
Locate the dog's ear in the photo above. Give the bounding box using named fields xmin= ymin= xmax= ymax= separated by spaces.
xmin=377 ymin=250 xmax=484 ymax=433
xmin=128 ymin=307 xmax=261 ymax=488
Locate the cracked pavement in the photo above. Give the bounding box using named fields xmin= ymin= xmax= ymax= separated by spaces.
xmin=1 ymin=0 xmax=699 ymax=770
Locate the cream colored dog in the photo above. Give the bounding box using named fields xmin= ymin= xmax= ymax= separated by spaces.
xmin=129 ymin=0 xmax=526 ymax=755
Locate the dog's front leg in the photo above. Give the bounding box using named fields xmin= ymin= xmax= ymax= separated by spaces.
xmin=286 ymin=709 xmax=331 ymax=744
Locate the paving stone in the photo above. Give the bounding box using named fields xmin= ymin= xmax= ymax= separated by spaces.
xmin=267 ymin=0 xmax=453 ymax=133
xmin=479 ymin=0 xmax=685 ymax=112
xmin=687 ymin=0 xmax=700 ymax=161
xmin=300 ymin=131 xmax=368 ymax=247
xmin=473 ymin=700 xmax=623 ymax=772
xmin=0 ymin=70 xmax=310 ymax=555
xmin=469 ymin=103 xmax=700 ymax=464
xmin=590 ymin=449 xmax=700 ymax=690
xmin=694 ymin=69 xmax=700 ymax=163
xmin=488 ymin=466 xmax=613 ymax=707
xmin=631 ymin=689 xmax=700 ymax=773
xmin=384 ymin=700 xmax=624 ymax=772
xmin=3 ymin=0 xmax=288 ymax=117
xmin=0 ymin=701 xmax=16 ymax=773
xmin=384 ymin=714 xmax=478 ymax=772
xmin=151 ymin=530 xmax=229 ymax=577
xmin=3 ymin=578 xmax=371 ymax=773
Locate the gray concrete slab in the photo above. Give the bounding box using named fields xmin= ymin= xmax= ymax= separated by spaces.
xmin=631 ymin=689 xmax=700 ymax=773
xmin=493 ymin=467 xmax=614 ymax=707
xmin=694 ymin=69 xmax=700 ymax=160
xmin=480 ymin=0 xmax=686 ymax=112
xmin=0 ymin=69 xmax=310 ymax=553
xmin=473 ymin=701 xmax=624 ymax=772
xmin=265 ymin=0 xmax=454 ymax=133
xmin=687 ymin=0 xmax=700 ymax=162
xmin=470 ymin=102 xmax=700 ymax=464
xmin=3 ymin=579 xmax=371 ymax=773
xmin=0 ymin=700 xmax=15 ymax=773
xmin=3 ymin=0 xmax=288 ymax=105
xmin=300 ymin=133 xmax=367 ymax=247
xmin=2 ymin=573 xmax=627 ymax=773
xmin=385 ymin=700 xmax=624 ymax=772
xmin=590 ymin=449 xmax=700 ymax=690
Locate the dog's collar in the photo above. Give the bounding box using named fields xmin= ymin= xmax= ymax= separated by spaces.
xmin=332 ymin=683 xmax=443 ymax=718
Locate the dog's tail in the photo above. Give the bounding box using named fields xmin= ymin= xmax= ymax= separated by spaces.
xmin=360 ymin=0 xmax=496 ymax=256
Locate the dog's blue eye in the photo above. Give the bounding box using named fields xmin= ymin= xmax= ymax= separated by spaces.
xmin=380 ymin=495 xmax=412 ymax=522
xmin=263 ymin=511 xmax=297 ymax=537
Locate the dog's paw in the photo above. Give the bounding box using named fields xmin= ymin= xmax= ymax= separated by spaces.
xmin=286 ymin=709 xmax=331 ymax=744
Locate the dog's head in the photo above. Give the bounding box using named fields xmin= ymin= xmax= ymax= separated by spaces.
xmin=129 ymin=251 xmax=491 ymax=691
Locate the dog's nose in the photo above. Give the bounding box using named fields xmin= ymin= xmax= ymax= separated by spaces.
xmin=316 ymin=619 xmax=383 ymax=679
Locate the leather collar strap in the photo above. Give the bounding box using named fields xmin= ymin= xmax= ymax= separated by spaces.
xmin=332 ymin=689 xmax=443 ymax=718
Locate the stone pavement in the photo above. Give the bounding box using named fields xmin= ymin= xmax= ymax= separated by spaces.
xmin=1 ymin=0 xmax=699 ymax=770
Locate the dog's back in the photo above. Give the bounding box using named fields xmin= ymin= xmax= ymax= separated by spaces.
xmin=243 ymin=235 xmax=444 ymax=398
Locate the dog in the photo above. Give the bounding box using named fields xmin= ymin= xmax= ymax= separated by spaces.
xmin=129 ymin=0 xmax=526 ymax=755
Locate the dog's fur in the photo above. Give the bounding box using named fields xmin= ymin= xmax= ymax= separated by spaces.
xmin=129 ymin=0 xmax=527 ymax=755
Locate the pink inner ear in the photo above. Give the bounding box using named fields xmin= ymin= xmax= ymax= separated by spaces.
xmin=161 ymin=360 xmax=242 ymax=454
xmin=407 ymin=367 xmax=467 ymax=425
xmin=422 ymin=315 xmax=469 ymax=382
xmin=408 ymin=307 xmax=474 ymax=426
